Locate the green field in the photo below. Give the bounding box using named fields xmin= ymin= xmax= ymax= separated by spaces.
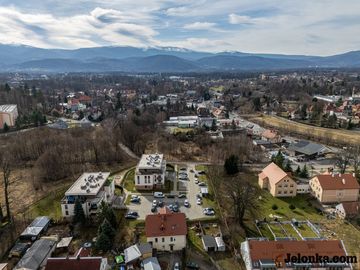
xmin=282 ymin=223 xmax=301 ymax=239
xmin=297 ymin=223 xmax=318 ymax=238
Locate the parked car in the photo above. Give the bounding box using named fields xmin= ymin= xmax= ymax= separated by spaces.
xmin=154 ymin=192 xmax=165 ymax=198
xmin=203 ymin=208 xmax=215 ymax=216
xmin=198 ymin=171 xmax=206 ymax=175
xmin=166 ymin=194 xmax=175 ymax=198
xmin=179 ymin=167 xmax=187 ymax=171
xmin=131 ymin=195 xmax=140 ymax=199
xmin=152 ymin=200 xmax=158 ymax=207
xmin=125 ymin=211 xmax=139 ymax=219
xmin=151 ymin=205 xmax=157 ymax=213
xmin=196 ymin=198 xmax=202 ymax=205
xmin=130 ymin=197 xmax=141 ymax=203
xmin=190 ymin=169 xmax=195 ymax=173
xmin=158 ymin=200 xmax=164 ymax=207
xmin=194 ymin=179 xmax=199 ymax=184
xmin=198 ymin=182 xmax=207 ymax=186
xmin=178 ymin=194 xmax=186 ymax=199
xmin=196 ymin=193 xmax=202 ymax=199
xmin=174 ymin=262 xmax=180 ymax=270
xmin=186 ymin=262 xmax=199 ymax=269
xmin=184 ymin=200 xmax=190 ymax=207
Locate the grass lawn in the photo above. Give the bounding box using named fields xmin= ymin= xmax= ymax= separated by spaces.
xmin=26 ymin=185 xmax=70 ymax=221
xmin=172 ymin=127 xmax=194 ymax=134
xmin=268 ymin=223 xmax=286 ymax=237
xmin=123 ymin=168 xmax=135 ymax=192
xmin=282 ymin=223 xmax=301 ymax=240
xmin=258 ymin=224 xmax=274 ymax=239
xmin=188 ymin=229 xmax=205 ymax=254
xmin=297 ymin=223 xmax=318 ymax=238
xmin=195 ymin=165 xmax=207 ymax=172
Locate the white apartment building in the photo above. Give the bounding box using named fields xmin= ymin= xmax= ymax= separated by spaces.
xmin=61 ymin=172 xmax=114 ymax=217
xmin=0 ymin=104 xmax=18 ymax=127
xmin=135 ymin=154 xmax=166 ymax=190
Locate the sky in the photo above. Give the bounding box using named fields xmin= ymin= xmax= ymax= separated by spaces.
xmin=0 ymin=0 xmax=359 ymax=55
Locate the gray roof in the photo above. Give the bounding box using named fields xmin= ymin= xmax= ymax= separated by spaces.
xmin=124 ymin=244 xmax=141 ymax=264
xmin=287 ymin=140 xmax=325 ymax=156
xmin=202 ymin=235 xmax=217 ymax=248
xmin=14 ymin=238 xmax=56 ymax=270
xmin=143 ymin=257 xmax=161 ymax=270
xmin=21 ymin=216 xmax=50 ymax=238
xmin=138 ymin=243 xmax=152 ymax=255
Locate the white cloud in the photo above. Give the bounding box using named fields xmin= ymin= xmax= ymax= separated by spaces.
xmin=228 ymin=14 xmax=254 ymax=25
xmin=183 ymin=22 xmax=217 ymax=31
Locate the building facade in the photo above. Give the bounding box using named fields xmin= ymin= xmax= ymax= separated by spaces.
xmin=259 ymin=163 xmax=297 ymax=197
xmin=309 ymin=173 xmax=359 ymax=203
xmin=135 ymin=154 xmax=166 ymax=190
xmin=61 ymin=172 xmax=114 ymax=217
xmin=145 ymin=207 xmax=187 ymax=251
xmin=0 ymin=104 xmax=18 ymax=127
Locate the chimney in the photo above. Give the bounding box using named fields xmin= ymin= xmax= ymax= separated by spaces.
xmin=339 ymin=173 xmax=341 ymax=177
xmin=342 ymin=178 xmax=346 ymax=185
xmin=353 ymin=173 xmax=356 ymax=178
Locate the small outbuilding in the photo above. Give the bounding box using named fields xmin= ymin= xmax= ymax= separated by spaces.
xmin=202 ymin=235 xmax=217 ymax=252
xmin=20 ymin=216 xmax=51 ymax=241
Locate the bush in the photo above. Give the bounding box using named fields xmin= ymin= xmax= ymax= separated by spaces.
xmin=289 ymin=204 xmax=296 ymax=210
xmin=272 ymin=204 xmax=278 ymax=210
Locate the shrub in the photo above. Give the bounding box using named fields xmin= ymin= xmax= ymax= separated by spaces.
xmin=289 ymin=204 xmax=296 ymax=210
xmin=272 ymin=204 xmax=278 ymax=210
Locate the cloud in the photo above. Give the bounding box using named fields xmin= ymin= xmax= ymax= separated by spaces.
xmin=183 ymin=22 xmax=217 ymax=31
xmin=228 ymin=14 xmax=255 ymax=25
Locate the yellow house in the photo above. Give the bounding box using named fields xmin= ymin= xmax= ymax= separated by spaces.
xmin=258 ymin=162 xmax=297 ymax=197
xmin=309 ymin=173 xmax=360 ymax=203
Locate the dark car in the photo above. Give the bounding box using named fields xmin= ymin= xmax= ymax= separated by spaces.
xmin=166 ymin=194 xmax=175 ymax=198
xmin=151 ymin=205 xmax=157 ymax=213
xmin=198 ymin=171 xmax=206 ymax=175
xmin=186 ymin=262 xmax=199 ymax=269
xmin=125 ymin=214 xmax=138 ymax=219
xmin=130 ymin=197 xmax=141 ymax=203
xmin=178 ymin=194 xmax=186 ymax=199
xmin=158 ymin=200 xmax=164 ymax=207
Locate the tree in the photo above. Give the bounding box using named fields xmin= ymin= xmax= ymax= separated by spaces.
xmin=98 ymin=218 xmax=115 ymax=239
xmin=226 ymin=178 xmax=260 ymax=225
xmin=95 ymin=230 xmax=112 ymax=251
xmin=271 ymin=150 xmax=285 ymax=169
xmin=252 ymin=97 xmax=261 ymax=111
xmin=0 ymin=153 xmax=12 ymax=222
xmin=4 ymin=83 xmax=10 ymax=92
xmin=284 ymin=160 xmax=292 ymax=173
xmin=300 ymin=104 xmax=308 ymax=120
xmin=336 ymin=148 xmax=352 ymax=174
xmin=0 ymin=203 xmax=3 ymax=222
xmin=295 ymin=165 xmax=301 ymax=176
xmin=3 ymin=123 xmax=9 ymax=132
xmin=211 ymin=119 xmax=217 ymax=131
xmin=299 ymin=165 xmax=309 ymax=178
xmin=224 ymin=155 xmax=239 ymax=175
xmin=73 ymin=199 xmax=86 ymax=225
xmin=99 ymin=202 xmax=117 ymax=229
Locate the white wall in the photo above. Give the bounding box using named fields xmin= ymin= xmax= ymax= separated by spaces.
xmin=147 ymin=235 xmax=186 ymax=251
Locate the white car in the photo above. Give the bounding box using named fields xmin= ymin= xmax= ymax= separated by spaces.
xmin=195 ymin=179 xmax=199 ymax=184
xmin=131 ymin=194 xmax=139 ymax=199
xmin=184 ymin=200 xmax=190 ymax=207
xmin=152 ymin=200 xmax=158 ymax=207
xmin=203 ymin=208 xmax=215 ymax=216
xmin=174 ymin=262 xmax=180 ymax=270
xmin=154 ymin=192 xmax=165 ymax=198
xmin=196 ymin=198 xmax=202 ymax=205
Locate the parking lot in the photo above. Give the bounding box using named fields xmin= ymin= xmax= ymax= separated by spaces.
xmin=126 ymin=163 xmax=215 ymax=220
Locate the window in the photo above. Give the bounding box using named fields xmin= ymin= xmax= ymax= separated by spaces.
xmin=290 ymin=184 xmax=294 ymax=187
xmin=278 ymin=191 xmax=282 ymax=194
xmin=65 ymin=210 xmax=69 ymax=216
xmin=137 ymin=176 xmax=140 ymax=185
xmin=162 ymin=238 xmax=165 ymax=242
xmin=65 ymin=205 xmax=68 ymax=209
xmin=170 ymin=237 xmax=173 ymax=242
xmin=290 ymin=190 xmax=293 ymax=194
xmin=155 ymin=238 xmax=158 ymax=243
xmin=284 ymin=191 xmax=288 ymax=194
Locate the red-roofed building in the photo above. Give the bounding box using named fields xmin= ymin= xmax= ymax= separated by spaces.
xmin=45 ymin=253 xmax=108 ymax=270
xmin=145 ymin=207 xmax=187 ymax=251
xmin=240 ymin=239 xmax=352 ymax=270
xmin=310 ymin=173 xmax=360 ymax=203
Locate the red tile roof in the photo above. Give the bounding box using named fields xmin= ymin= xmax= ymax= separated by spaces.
xmin=247 ymin=239 xmax=347 ymax=265
xmin=45 ymin=257 xmax=103 ymax=270
xmin=314 ymin=173 xmax=360 ymax=190
xmin=340 ymin=201 xmax=360 ymax=216
xmin=145 ymin=207 xmax=187 ymax=238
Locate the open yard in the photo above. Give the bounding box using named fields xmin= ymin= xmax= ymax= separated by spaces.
xmin=250 ymin=114 xmax=360 ymax=145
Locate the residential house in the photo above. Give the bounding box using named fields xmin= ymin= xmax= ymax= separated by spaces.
xmin=336 ymin=202 xmax=360 ymax=219
xmin=202 ymin=235 xmax=225 ymax=252
xmin=124 ymin=243 xmax=152 ymax=265
xmin=258 ymin=163 xmax=297 ymax=197
xmin=241 ymin=239 xmax=351 ymax=270
xmin=145 ymin=207 xmax=187 ymax=251
xmin=135 ymin=154 xmax=166 ymax=190
xmin=14 ymin=238 xmax=57 ymax=270
xmin=309 ymin=173 xmax=360 ymax=203
xmin=61 ymin=172 xmax=114 ymax=217
xmin=260 ymin=129 xmax=282 ymax=144
xmin=0 ymin=104 xmax=18 ymax=127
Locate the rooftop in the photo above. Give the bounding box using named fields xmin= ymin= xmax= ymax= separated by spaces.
xmin=65 ymin=172 xmax=110 ymax=196
xmin=145 ymin=207 xmax=187 ymax=238
xmin=45 ymin=257 xmax=103 ymax=270
xmin=138 ymin=154 xmax=164 ymax=170
xmin=288 ymin=140 xmax=326 ymax=156
xmin=259 ymin=162 xmax=288 ymax=186
xmin=314 ymin=173 xmax=360 ymax=190
xmin=0 ymin=104 xmax=17 ymax=113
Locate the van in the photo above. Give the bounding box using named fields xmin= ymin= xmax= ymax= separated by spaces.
xmin=154 ymin=192 xmax=165 ymax=198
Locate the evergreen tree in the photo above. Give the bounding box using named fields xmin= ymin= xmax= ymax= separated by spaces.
xmin=272 ymin=150 xmax=285 ymax=169
xmin=95 ymin=230 xmax=111 ymax=251
xmin=98 ymin=218 xmax=116 ymax=239
xmin=284 ymin=160 xmax=292 ymax=172
xmin=73 ymin=199 xmax=86 ymax=225
xmin=211 ymin=119 xmax=217 ymax=131
xmin=4 ymin=83 xmax=11 ymax=92
xmin=224 ymin=155 xmax=239 ymax=175
xmin=300 ymin=165 xmax=309 ymax=178
xmin=295 ymin=165 xmax=301 ymax=176
xmin=99 ymin=202 xmax=117 ymax=229
xmin=3 ymin=123 xmax=9 ymax=132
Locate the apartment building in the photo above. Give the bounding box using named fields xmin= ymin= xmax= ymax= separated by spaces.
xmin=258 ymin=163 xmax=297 ymax=197
xmin=0 ymin=104 xmax=18 ymax=127
xmin=145 ymin=207 xmax=187 ymax=251
xmin=309 ymin=173 xmax=359 ymax=204
xmin=241 ymin=239 xmax=352 ymax=270
xmin=135 ymin=154 xmax=166 ymax=190
xmin=61 ymin=172 xmax=114 ymax=217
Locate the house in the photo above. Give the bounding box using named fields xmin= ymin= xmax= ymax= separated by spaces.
xmin=309 ymin=173 xmax=360 ymax=203
xmin=61 ymin=172 xmax=114 ymax=217
xmin=145 ymin=207 xmax=187 ymax=251
xmin=0 ymin=264 xmax=8 ymax=270
xmin=20 ymin=216 xmax=51 ymax=241
xmin=124 ymin=243 xmax=152 ymax=264
xmin=258 ymin=163 xmax=297 ymax=197
xmin=135 ymin=154 xmax=166 ymax=190
xmin=143 ymin=257 xmax=161 ymax=270
xmin=287 ymin=140 xmax=327 ymax=160
xmin=261 ymin=129 xmax=282 ymax=144
xmin=240 ymin=239 xmax=351 ymax=270
xmin=202 ymin=235 xmax=217 ymax=252
xmin=45 ymin=249 xmax=108 ymax=270
xmin=0 ymin=104 xmax=18 ymax=127
xmin=336 ymin=202 xmax=360 ymax=219
xmin=14 ymin=238 xmax=57 ymax=270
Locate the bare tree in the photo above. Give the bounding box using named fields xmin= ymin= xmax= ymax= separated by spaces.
xmin=336 ymin=148 xmax=353 ymax=174
xmin=0 ymin=153 xmax=12 ymax=223
xmin=225 ymin=177 xmax=260 ymax=226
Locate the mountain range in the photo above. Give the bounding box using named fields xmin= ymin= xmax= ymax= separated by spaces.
xmin=1 ymin=44 xmax=360 ymax=73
